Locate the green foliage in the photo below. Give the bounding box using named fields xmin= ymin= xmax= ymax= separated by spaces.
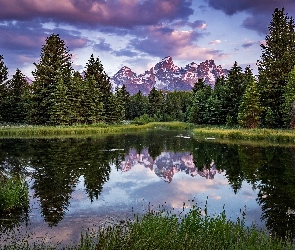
xmin=30 ymin=34 xmax=74 ymax=125
xmin=2 ymin=69 xmax=29 ymax=123
xmin=281 ymin=66 xmax=295 ymax=128
xmin=189 ymin=85 xmax=212 ymax=124
xmin=192 ymin=78 xmax=206 ymax=93
xmin=0 ymin=176 xmax=29 ymax=212
xmin=238 ymin=79 xmax=262 ymax=128
xmin=224 ymin=62 xmax=247 ymax=125
xmin=0 ymin=55 xmax=8 ymax=84
xmin=258 ymin=8 xmax=295 ymax=127
xmin=126 ymin=91 xmax=148 ymax=120
xmin=74 ymin=205 xmax=293 ymax=250
xmin=132 ymin=114 xmax=155 ymax=125
xmin=148 ymin=87 xmax=164 ymax=120
xmin=84 ymin=54 xmax=112 ymax=123
xmin=115 ymin=85 xmax=130 ymax=121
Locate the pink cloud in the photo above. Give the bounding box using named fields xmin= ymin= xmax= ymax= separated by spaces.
xmin=0 ymin=0 xmax=194 ymax=28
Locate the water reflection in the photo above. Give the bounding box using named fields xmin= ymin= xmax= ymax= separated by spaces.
xmin=0 ymin=131 xmax=294 ymax=242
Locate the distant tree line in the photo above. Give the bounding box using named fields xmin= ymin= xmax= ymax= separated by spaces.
xmin=0 ymin=7 xmax=294 ymax=128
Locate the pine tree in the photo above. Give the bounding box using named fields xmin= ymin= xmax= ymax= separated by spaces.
xmin=189 ymin=85 xmax=212 ymax=124
xmin=115 ymin=85 xmax=130 ymax=121
xmin=281 ymin=66 xmax=295 ymax=128
xmin=84 ymin=54 xmax=112 ymax=122
xmin=126 ymin=91 xmax=148 ymax=120
xmin=257 ymin=8 xmax=295 ymax=127
xmin=148 ymin=87 xmax=164 ymax=120
xmin=224 ymin=61 xmax=246 ymax=126
xmin=30 ymin=34 xmax=73 ymax=125
xmin=192 ymin=78 xmax=206 ymax=93
xmin=4 ymin=69 xmax=29 ymax=123
xmin=0 ymin=55 xmax=8 ymax=121
xmin=238 ymin=79 xmax=262 ymax=128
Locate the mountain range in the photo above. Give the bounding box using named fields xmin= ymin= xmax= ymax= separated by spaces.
xmin=111 ymin=56 xmax=228 ymax=95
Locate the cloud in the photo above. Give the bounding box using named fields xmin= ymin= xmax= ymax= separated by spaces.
xmin=113 ymin=49 xmax=139 ymax=57
xmin=209 ymin=40 xmax=221 ymax=45
xmin=0 ymin=0 xmax=194 ymax=29
xmin=241 ymin=41 xmax=256 ymax=48
xmin=207 ymin=0 xmax=295 ymax=34
xmin=129 ymin=24 xmax=225 ymax=61
xmin=93 ymin=38 xmax=112 ymax=52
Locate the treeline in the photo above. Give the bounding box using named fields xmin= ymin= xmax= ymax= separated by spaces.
xmin=0 ymin=8 xmax=294 ymax=128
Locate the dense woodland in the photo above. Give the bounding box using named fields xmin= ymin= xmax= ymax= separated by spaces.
xmin=0 ymin=8 xmax=295 ymax=129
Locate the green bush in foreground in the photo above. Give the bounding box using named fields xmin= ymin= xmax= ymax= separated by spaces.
xmin=0 ymin=176 xmax=29 ymax=212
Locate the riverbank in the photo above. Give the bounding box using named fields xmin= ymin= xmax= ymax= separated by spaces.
xmin=193 ymin=126 xmax=295 ymax=143
xmin=0 ymin=122 xmax=295 ymax=143
xmin=3 ymin=206 xmax=294 ymax=249
xmin=0 ymin=122 xmax=193 ymax=138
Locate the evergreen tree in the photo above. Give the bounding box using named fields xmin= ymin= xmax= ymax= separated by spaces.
xmin=257 ymin=8 xmax=295 ymax=127
xmin=4 ymin=69 xmax=29 ymax=123
xmin=126 ymin=91 xmax=148 ymax=120
xmin=84 ymin=54 xmax=112 ymax=122
xmin=0 ymin=55 xmax=8 ymax=84
xmin=0 ymin=55 xmax=8 ymax=121
xmin=238 ymin=79 xmax=262 ymax=128
xmin=115 ymin=85 xmax=130 ymax=121
xmin=189 ymin=85 xmax=212 ymax=124
xmin=192 ymin=78 xmax=206 ymax=93
xmin=30 ymin=34 xmax=73 ymax=125
xmin=224 ymin=61 xmax=246 ymax=126
xmin=148 ymin=87 xmax=164 ymax=120
xmin=281 ymin=66 xmax=295 ymax=128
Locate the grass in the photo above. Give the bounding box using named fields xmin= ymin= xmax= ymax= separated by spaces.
xmin=0 ymin=176 xmax=29 ymax=212
xmin=193 ymin=126 xmax=295 ymax=143
xmin=2 ymin=205 xmax=293 ymax=249
xmin=0 ymin=122 xmax=194 ymax=138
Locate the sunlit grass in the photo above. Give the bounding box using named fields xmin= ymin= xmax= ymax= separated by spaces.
xmin=193 ymin=126 xmax=295 ymax=143
xmin=0 ymin=122 xmax=194 ymax=138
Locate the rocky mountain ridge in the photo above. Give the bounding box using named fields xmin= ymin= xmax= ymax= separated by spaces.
xmin=111 ymin=56 xmax=228 ymax=95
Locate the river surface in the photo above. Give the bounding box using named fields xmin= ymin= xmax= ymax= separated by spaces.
xmin=0 ymin=130 xmax=295 ymax=247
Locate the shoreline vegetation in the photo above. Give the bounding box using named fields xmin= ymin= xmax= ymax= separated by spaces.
xmin=3 ymin=205 xmax=294 ymax=250
xmin=0 ymin=122 xmax=294 ymax=144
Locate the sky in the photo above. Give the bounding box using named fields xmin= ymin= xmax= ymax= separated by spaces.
xmin=1 ymin=0 xmax=295 ymax=79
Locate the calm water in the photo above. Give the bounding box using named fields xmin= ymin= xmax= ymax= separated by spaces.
xmin=0 ymin=130 xmax=295 ymax=246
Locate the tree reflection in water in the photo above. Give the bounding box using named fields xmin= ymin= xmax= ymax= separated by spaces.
xmin=0 ymin=132 xmax=294 ymax=239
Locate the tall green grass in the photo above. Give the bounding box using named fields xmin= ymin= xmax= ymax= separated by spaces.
xmin=0 ymin=122 xmax=193 ymax=138
xmin=4 ymin=205 xmax=292 ymax=249
xmin=0 ymin=176 xmax=29 ymax=212
xmin=193 ymin=126 xmax=295 ymax=143
xmin=74 ymin=206 xmax=293 ymax=250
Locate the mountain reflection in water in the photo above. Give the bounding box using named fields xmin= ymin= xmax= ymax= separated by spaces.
xmin=0 ymin=130 xmax=295 ymax=246
xmin=120 ymin=148 xmax=221 ymax=182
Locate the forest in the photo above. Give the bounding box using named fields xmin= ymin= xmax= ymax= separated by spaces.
xmin=0 ymin=7 xmax=294 ymax=129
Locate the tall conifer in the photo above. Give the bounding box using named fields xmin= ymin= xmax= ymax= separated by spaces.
xmin=30 ymin=34 xmax=73 ymax=125
xmin=257 ymin=8 xmax=295 ymax=127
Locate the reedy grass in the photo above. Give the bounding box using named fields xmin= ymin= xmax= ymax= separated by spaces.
xmin=4 ymin=205 xmax=292 ymax=250
xmin=0 ymin=176 xmax=29 ymax=212
xmin=75 ymin=207 xmax=293 ymax=250
xmin=0 ymin=122 xmax=193 ymax=138
xmin=193 ymin=126 xmax=295 ymax=143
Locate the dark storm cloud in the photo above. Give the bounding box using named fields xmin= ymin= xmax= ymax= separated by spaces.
xmin=0 ymin=0 xmax=194 ymax=28
xmin=207 ymin=0 xmax=295 ymax=34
